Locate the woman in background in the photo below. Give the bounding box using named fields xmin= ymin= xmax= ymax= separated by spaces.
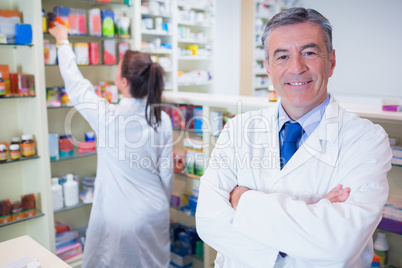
xmin=50 ymin=23 xmax=173 ymax=268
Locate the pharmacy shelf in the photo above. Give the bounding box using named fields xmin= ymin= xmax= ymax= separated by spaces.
xmin=45 ymin=64 xmax=118 ymax=67
xmin=0 ymin=155 xmax=40 ymax=166
xmin=178 ymin=39 xmax=209 ymax=44
xmin=178 ymin=56 xmax=212 ymax=61
xmin=141 ymin=30 xmax=172 ymax=36
xmin=141 ymin=49 xmax=173 ymax=55
xmin=0 ymin=209 xmax=44 ymax=228
xmin=177 ymin=21 xmax=212 ymax=28
xmin=141 ymin=12 xmax=172 ymax=18
xmin=43 ymin=32 xmax=131 ymax=41
xmin=173 ymin=128 xmax=203 ymax=137
xmin=170 ymin=206 xmax=195 ymax=217
xmin=177 ymin=2 xmax=212 ymax=11
xmin=178 ymin=81 xmax=213 ymax=87
xmin=254 ymin=70 xmax=267 ymax=75
xmin=54 ymin=200 xmax=92 ymax=214
xmin=46 ymin=0 xmax=132 ymax=6
xmin=0 ymin=95 xmax=36 ymax=99
xmin=392 ymin=164 xmax=402 ymax=168
xmin=0 ymin=43 xmax=33 ymax=47
xmin=174 ymin=171 xmax=201 ymax=180
xmin=50 ymin=151 xmax=96 ymax=163
xmin=47 ymin=105 xmax=75 ymax=109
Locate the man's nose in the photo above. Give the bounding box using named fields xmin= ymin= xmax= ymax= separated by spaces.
xmin=289 ymin=54 xmax=307 ymax=74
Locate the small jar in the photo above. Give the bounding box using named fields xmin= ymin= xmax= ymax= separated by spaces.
xmin=21 ymin=134 xmax=35 ymax=157
xmin=0 ymin=144 xmax=7 ymax=162
xmin=9 ymin=144 xmax=21 ymax=160
xmin=10 ymin=137 xmax=21 ymax=145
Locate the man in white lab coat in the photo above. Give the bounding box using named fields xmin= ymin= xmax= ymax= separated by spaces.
xmin=196 ymin=7 xmax=392 ymax=268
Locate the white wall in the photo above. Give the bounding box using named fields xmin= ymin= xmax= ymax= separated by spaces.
xmin=301 ymin=0 xmax=402 ymax=98
xmin=213 ymin=0 xmax=241 ymax=95
xmin=214 ymin=0 xmax=402 ymax=98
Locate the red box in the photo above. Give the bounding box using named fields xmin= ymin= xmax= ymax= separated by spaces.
xmin=89 ymin=42 xmax=99 ymax=65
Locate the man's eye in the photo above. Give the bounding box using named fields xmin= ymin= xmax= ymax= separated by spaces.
xmin=304 ymin=51 xmax=316 ymax=56
xmin=277 ymin=55 xmax=288 ymax=60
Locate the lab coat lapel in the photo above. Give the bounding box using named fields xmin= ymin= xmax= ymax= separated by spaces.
xmin=250 ymin=104 xmax=281 ymax=191
xmin=274 ymin=96 xmax=342 ymax=181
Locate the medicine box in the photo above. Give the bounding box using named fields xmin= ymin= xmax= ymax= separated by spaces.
xmin=103 ymin=39 xmax=116 ymax=65
xmin=101 ymin=9 xmax=114 ymax=37
xmin=89 ymin=8 xmax=101 ymax=36
xmin=88 ymin=42 xmax=99 ymax=65
xmin=74 ymin=43 xmax=89 ymax=65
xmin=0 ymin=10 xmax=21 ymax=43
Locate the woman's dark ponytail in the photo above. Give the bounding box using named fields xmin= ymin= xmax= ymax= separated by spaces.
xmin=145 ymin=62 xmax=164 ymax=129
xmin=121 ymin=51 xmax=165 ymax=130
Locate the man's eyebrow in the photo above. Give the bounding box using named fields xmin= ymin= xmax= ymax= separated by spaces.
xmin=273 ymin=49 xmax=288 ymax=57
xmin=301 ymin=43 xmax=321 ymax=52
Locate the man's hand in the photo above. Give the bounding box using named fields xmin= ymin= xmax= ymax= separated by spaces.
xmin=48 ymin=22 xmax=69 ymax=43
xmin=230 ymin=186 xmax=250 ymax=210
xmin=324 ymin=184 xmax=351 ymax=203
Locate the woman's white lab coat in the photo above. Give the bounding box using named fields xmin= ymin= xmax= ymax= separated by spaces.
xmin=57 ymin=45 xmax=173 ymax=268
xmin=196 ymin=96 xmax=392 ymax=268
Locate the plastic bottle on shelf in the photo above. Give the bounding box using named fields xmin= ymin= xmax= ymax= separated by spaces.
xmin=63 ymin=174 xmax=79 ymax=207
xmin=51 ymin=178 xmax=63 ymax=211
xmin=374 ymin=232 xmax=389 ymax=268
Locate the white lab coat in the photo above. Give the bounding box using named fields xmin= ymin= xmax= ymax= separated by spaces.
xmin=58 ymin=45 xmax=173 ymax=268
xmin=196 ymin=96 xmax=392 ymax=268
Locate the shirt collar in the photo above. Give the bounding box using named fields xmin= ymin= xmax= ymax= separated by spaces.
xmin=278 ymin=93 xmax=330 ymax=136
xmin=119 ymin=97 xmax=147 ymax=106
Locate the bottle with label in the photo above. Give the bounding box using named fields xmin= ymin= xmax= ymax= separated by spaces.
xmin=374 ymin=232 xmax=389 ymax=268
xmin=0 ymin=73 xmax=5 ymax=96
xmin=63 ymin=174 xmax=79 ymax=207
xmin=0 ymin=144 xmax=7 ymax=162
xmin=21 ymin=134 xmax=35 ymax=157
xmin=51 ymin=178 xmax=63 ymax=211
xmin=268 ymin=85 xmax=277 ymax=102
xmin=9 ymin=144 xmax=21 ymax=160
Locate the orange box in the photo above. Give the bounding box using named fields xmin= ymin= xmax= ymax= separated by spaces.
xmin=0 ymin=65 xmax=10 ymax=79
xmin=0 ymin=215 xmax=12 ymax=224
xmin=12 ymin=212 xmax=26 ymax=221
xmin=23 ymin=208 xmax=37 ymax=218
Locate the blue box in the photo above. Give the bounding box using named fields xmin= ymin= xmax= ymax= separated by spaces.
xmin=15 ymin=24 xmax=32 ymax=45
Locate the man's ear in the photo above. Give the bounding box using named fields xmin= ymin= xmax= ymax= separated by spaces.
xmin=264 ymin=58 xmax=270 ymax=76
xmin=328 ymin=49 xmax=336 ymax=78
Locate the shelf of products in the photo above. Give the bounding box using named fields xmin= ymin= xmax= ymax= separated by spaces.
xmin=50 ymin=151 xmax=96 ymax=163
xmin=0 ymin=209 xmax=44 ymax=228
xmin=0 ymin=0 xmax=54 ymax=249
xmin=41 ymin=0 xmax=135 ymax=255
xmin=0 ymin=155 xmax=40 ymax=165
xmin=54 ymin=201 xmax=92 ymax=214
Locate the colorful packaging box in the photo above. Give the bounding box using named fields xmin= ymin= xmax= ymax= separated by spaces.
xmin=0 ymin=65 xmax=10 ymax=95
xmin=101 ymin=10 xmax=114 ymax=37
xmin=88 ymin=42 xmax=99 ymax=65
xmin=0 ymin=10 xmax=21 ymax=43
xmin=89 ymin=9 xmax=101 ymax=37
xmin=59 ymin=135 xmax=73 ymax=158
xmin=60 ymin=86 xmax=71 ymax=106
xmin=46 ymin=87 xmax=61 ymax=107
xmin=103 ymin=39 xmax=116 ymax=65
xmin=68 ymin=8 xmax=78 ymax=35
xmin=74 ymin=43 xmax=89 ymax=65
xmin=118 ymin=42 xmax=130 ymax=61
xmin=77 ymin=9 xmax=87 ymax=35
